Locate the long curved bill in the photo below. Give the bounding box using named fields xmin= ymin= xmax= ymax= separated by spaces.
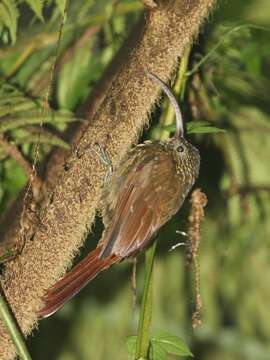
xmin=147 ymin=71 xmax=184 ymax=139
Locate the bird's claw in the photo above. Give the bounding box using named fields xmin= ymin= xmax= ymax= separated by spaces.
xmin=91 ymin=143 xmax=113 ymax=179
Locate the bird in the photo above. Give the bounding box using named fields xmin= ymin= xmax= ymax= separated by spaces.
xmin=38 ymin=72 xmax=200 ymax=318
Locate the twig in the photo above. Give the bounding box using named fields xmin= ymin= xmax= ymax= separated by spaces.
xmin=0 ymin=288 xmax=32 ymax=360
xmin=0 ymin=135 xmax=41 ymax=184
xmin=131 ymin=257 xmax=138 ymax=309
xmin=187 ymin=188 xmax=207 ymax=329
xmin=135 ymin=242 xmax=157 ymax=359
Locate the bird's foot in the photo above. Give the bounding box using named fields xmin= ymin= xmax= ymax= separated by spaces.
xmin=169 ymin=230 xmax=189 ymax=252
xmin=91 ymin=143 xmax=113 ymax=180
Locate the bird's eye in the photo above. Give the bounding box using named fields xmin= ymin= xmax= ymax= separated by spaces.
xmin=177 ymin=145 xmax=184 ymax=153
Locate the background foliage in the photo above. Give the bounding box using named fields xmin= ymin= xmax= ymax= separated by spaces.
xmin=0 ymin=0 xmax=270 ymax=359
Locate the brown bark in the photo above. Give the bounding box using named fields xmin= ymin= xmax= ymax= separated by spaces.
xmin=42 ymin=16 xmax=146 ymax=192
xmin=0 ymin=0 xmax=216 ymax=358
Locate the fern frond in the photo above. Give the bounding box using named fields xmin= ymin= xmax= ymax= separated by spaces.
xmin=0 ymin=0 xmax=19 ymax=44
xmin=25 ymin=0 xmax=45 ymax=20
xmin=0 ymin=111 xmax=83 ymax=133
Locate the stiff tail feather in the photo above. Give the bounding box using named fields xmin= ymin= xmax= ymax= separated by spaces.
xmin=38 ymin=247 xmax=120 ymax=318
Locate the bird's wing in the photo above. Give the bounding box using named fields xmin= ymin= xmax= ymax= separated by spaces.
xmin=39 ymin=144 xmax=182 ymax=318
xmin=100 ymin=146 xmax=181 ymax=258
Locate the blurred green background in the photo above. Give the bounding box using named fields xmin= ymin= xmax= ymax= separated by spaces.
xmin=0 ymin=0 xmax=270 ymax=359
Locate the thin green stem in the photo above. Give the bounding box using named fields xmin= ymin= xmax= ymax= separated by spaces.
xmin=0 ymin=288 xmax=32 ymax=360
xmin=178 ymin=47 xmax=191 ymax=101
xmin=157 ymin=46 xmax=191 ymax=140
xmin=135 ymin=241 xmax=157 ymax=359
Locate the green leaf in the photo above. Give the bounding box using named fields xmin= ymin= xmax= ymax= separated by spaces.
xmin=126 ymin=335 xmax=137 ymax=357
xmin=25 ymin=0 xmax=44 ymax=20
xmin=151 ymin=332 xmax=193 ymax=357
xmin=58 ymin=47 xmax=96 ymax=110
xmin=13 ymin=133 xmax=70 ymax=149
xmin=0 ymin=100 xmax=37 ymax=117
xmin=150 ymin=341 xmax=166 ymax=360
xmin=0 ymin=111 xmax=83 ymax=133
xmin=56 ymin=0 xmax=67 ymax=16
xmin=3 ymin=159 xmax=27 ymax=196
xmin=186 ymin=121 xmax=226 ymax=134
xmin=0 ymin=0 xmax=19 ymax=44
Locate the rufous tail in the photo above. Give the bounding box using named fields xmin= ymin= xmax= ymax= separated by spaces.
xmin=38 ymin=247 xmax=119 ymax=318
